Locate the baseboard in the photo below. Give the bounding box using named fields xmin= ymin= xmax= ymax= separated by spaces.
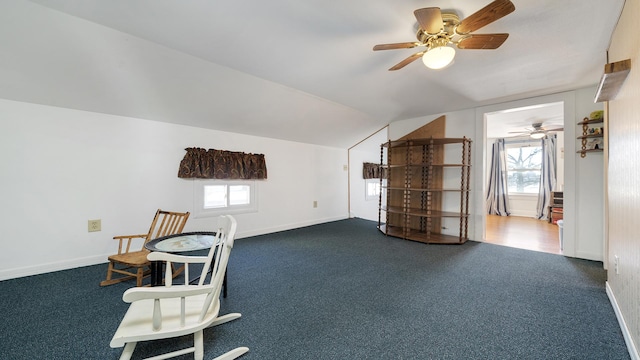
xmin=0 ymin=217 xmax=350 ymax=281
xmin=606 ymin=281 xmax=639 ymax=360
xmin=236 ymin=215 xmax=349 ymax=239
xmin=0 ymin=254 xmax=106 ymax=282
xmin=575 ymin=250 xmax=604 ymax=262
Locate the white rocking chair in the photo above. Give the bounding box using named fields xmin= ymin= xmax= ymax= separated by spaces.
xmin=110 ymin=215 xmax=248 ymax=360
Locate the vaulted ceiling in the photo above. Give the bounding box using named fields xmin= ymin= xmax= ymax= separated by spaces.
xmin=1 ymin=1 xmax=625 ymax=147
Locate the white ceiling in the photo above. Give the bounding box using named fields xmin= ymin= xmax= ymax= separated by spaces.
xmin=486 ymin=101 xmax=564 ymax=139
xmin=2 ymin=0 xmax=625 ymax=147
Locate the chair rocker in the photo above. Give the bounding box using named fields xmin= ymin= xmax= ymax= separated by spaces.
xmin=100 ymin=209 xmax=190 ymax=287
xmin=110 ymin=215 xmax=247 ymax=360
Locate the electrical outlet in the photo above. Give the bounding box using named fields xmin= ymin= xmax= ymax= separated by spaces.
xmin=614 ymin=255 xmax=619 ymax=275
xmin=88 ymin=219 xmax=101 ymax=232
xmin=313 ymin=201 xmax=318 ymax=208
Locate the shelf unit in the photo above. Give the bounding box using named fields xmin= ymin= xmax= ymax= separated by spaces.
xmin=378 ymin=137 xmax=471 ymax=244
xmin=577 ymin=117 xmax=604 ymax=157
xmin=548 ymin=191 xmax=563 ymax=224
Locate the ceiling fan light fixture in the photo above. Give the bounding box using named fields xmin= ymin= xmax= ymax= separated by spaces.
xmin=530 ymin=132 xmax=545 ymax=139
xmin=422 ymin=45 xmax=455 ymax=69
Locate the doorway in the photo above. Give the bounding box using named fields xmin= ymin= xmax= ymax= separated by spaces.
xmin=484 ymin=102 xmax=564 ymax=255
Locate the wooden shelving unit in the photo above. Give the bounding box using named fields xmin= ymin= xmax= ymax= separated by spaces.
xmin=577 ymin=117 xmax=604 ymax=157
xmin=378 ymin=137 xmax=471 ymax=244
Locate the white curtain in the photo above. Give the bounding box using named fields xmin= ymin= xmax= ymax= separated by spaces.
xmin=486 ymin=139 xmax=511 ymax=216
xmin=536 ymin=134 xmax=557 ymax=220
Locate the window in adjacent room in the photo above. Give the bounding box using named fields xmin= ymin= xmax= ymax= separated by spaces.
xmin=506 ymin=142 xmax=542 ymax=194
xmin=194 ymin=180 xmax=258 ymax=217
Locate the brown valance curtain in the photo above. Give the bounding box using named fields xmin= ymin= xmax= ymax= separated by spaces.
xmin=363 ymin=162 xmax=387 ymax=179
xmin=178 ymin=147 xmax=267 ymax=180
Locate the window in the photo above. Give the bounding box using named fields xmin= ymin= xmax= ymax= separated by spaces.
xmin=365 ymin=179 xmax=384 ymax=201
xmin=506 ymin=143 xmax=542 ymax=194
xmin=194 ymin=180 xmax=257 ymax=218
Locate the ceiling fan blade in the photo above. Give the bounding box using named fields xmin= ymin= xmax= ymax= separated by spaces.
xmin=414 ymin=7 xmax=443 ymax=35
xmin=373 ymin=42 xmax=421 ymax=51
xmin=389 ymin=52 xmax=425 ymax=71
xmin=456 ymin=0 xmax=515 ymax=35
xmin=456 ymin=34 xmax=509 ymax=49
xmin=545 ymin=127 xmax=564 ymax=132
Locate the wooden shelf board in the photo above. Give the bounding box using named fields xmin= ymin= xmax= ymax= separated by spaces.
xmin=405 ymin=209 xmax=469 ymax=217
xmin=385 ymin=163 xmax=469 ymax=167
xmin=383 ymin=187 xmax=470 ymax=192
xmin=382 ymin=206 xmax=469 ymax=218
xmin=383 ymin=138 xmax=472 ymax=148
xmin=577 ymin=118 xmax=604 ymax=125
xmin=378 ymin=225 xmax=467 ymax=244
xmin=576 ymin=134 xmax=604 ymax=139
xmin=594 ymin=59 xmax=631 ymax=103
xmin=404 ymin=188 xmax=470 ymax=192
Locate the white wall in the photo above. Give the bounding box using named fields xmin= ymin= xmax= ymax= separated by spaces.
xmin=605 ymin=0 xmax=640 ymax=355
xmin=506 ymin=195 xmax=539 ymax=218
xmin=572 ymin=87 xmax=605 ymax=260
xmin=348 ymin=128 xmax=388 ymax=221
xmin=0 ymin=99 xmax=349 ymax=280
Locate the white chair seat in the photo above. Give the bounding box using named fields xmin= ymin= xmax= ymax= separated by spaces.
xmin=111 ymin=291 xmax=219 ymax=347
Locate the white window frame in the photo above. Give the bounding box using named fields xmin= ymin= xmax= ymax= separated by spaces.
xmin=193 ymin=179 xmax=258 ymax=218
xmin=505 ymin=141 xmax=542 ymax=196
xmin=365 ymin=178 xmax=384 ymax=201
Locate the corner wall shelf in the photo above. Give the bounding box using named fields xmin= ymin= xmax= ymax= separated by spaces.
xmin=594 ymin=59 xmax=631 ymax=103
xmin=577 ymin=117 xmax=603 ymax=157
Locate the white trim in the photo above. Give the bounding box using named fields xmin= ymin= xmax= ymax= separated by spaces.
xmin=235 ymin=215 xmax=348 ymax=239
xmin=0 ymin=254 xmax=106 ymax=281
xmin=606 ymin=281 xmax=639 ymax=360
xmin=0 ymin=216 xmax=349 ymax=281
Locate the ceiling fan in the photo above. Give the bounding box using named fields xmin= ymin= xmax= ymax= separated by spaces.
xmin=373 ymin=0 xmax=515 ymax=70
xmin=508 ymin=123 xmax=564 ymax=139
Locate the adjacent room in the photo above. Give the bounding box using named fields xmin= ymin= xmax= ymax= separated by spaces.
xmin=484 ymin=102 xmax=566 ymax=255
xmin=1 ymin=0 xmax=638 ymax=359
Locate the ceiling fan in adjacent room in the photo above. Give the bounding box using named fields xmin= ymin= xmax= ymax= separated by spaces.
xmin=373 ymin=0 xmax=515 ymax=70
xmin=508 ymin=123 xmax=564 ymax=139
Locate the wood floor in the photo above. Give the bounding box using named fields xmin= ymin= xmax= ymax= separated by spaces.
xmin=485 ymin=215 xmax=562 ymax=255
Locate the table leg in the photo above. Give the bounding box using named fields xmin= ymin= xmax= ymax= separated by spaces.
xmin=223 ymin=272 xmax=227 ymax=298
xmin=150 ymin=261 xmax=163 ymax=287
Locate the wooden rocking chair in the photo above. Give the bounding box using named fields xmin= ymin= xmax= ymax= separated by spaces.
xmin=110 ymin=215 xmax=247 ymax=360
xmin=100 ymin=209 xmax=190 ymax=287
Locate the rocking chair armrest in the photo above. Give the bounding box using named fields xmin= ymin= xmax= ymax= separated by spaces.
xmin=147 ymin=252 xmax=208 ymax=264
xmin=122 ymin=284 xmax=214 ymax=303
xmin=111 ymin=234 xmax=150 ymax=254
xmin=112 ymin=234 xmax=148 ymax=240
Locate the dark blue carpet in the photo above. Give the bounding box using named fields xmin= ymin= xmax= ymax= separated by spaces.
xmin=0 ymin=218 xmax=629 ymax=359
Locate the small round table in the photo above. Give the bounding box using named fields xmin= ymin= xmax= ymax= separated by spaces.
xmin=145 ymin=232 xmax=227 ymax=297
